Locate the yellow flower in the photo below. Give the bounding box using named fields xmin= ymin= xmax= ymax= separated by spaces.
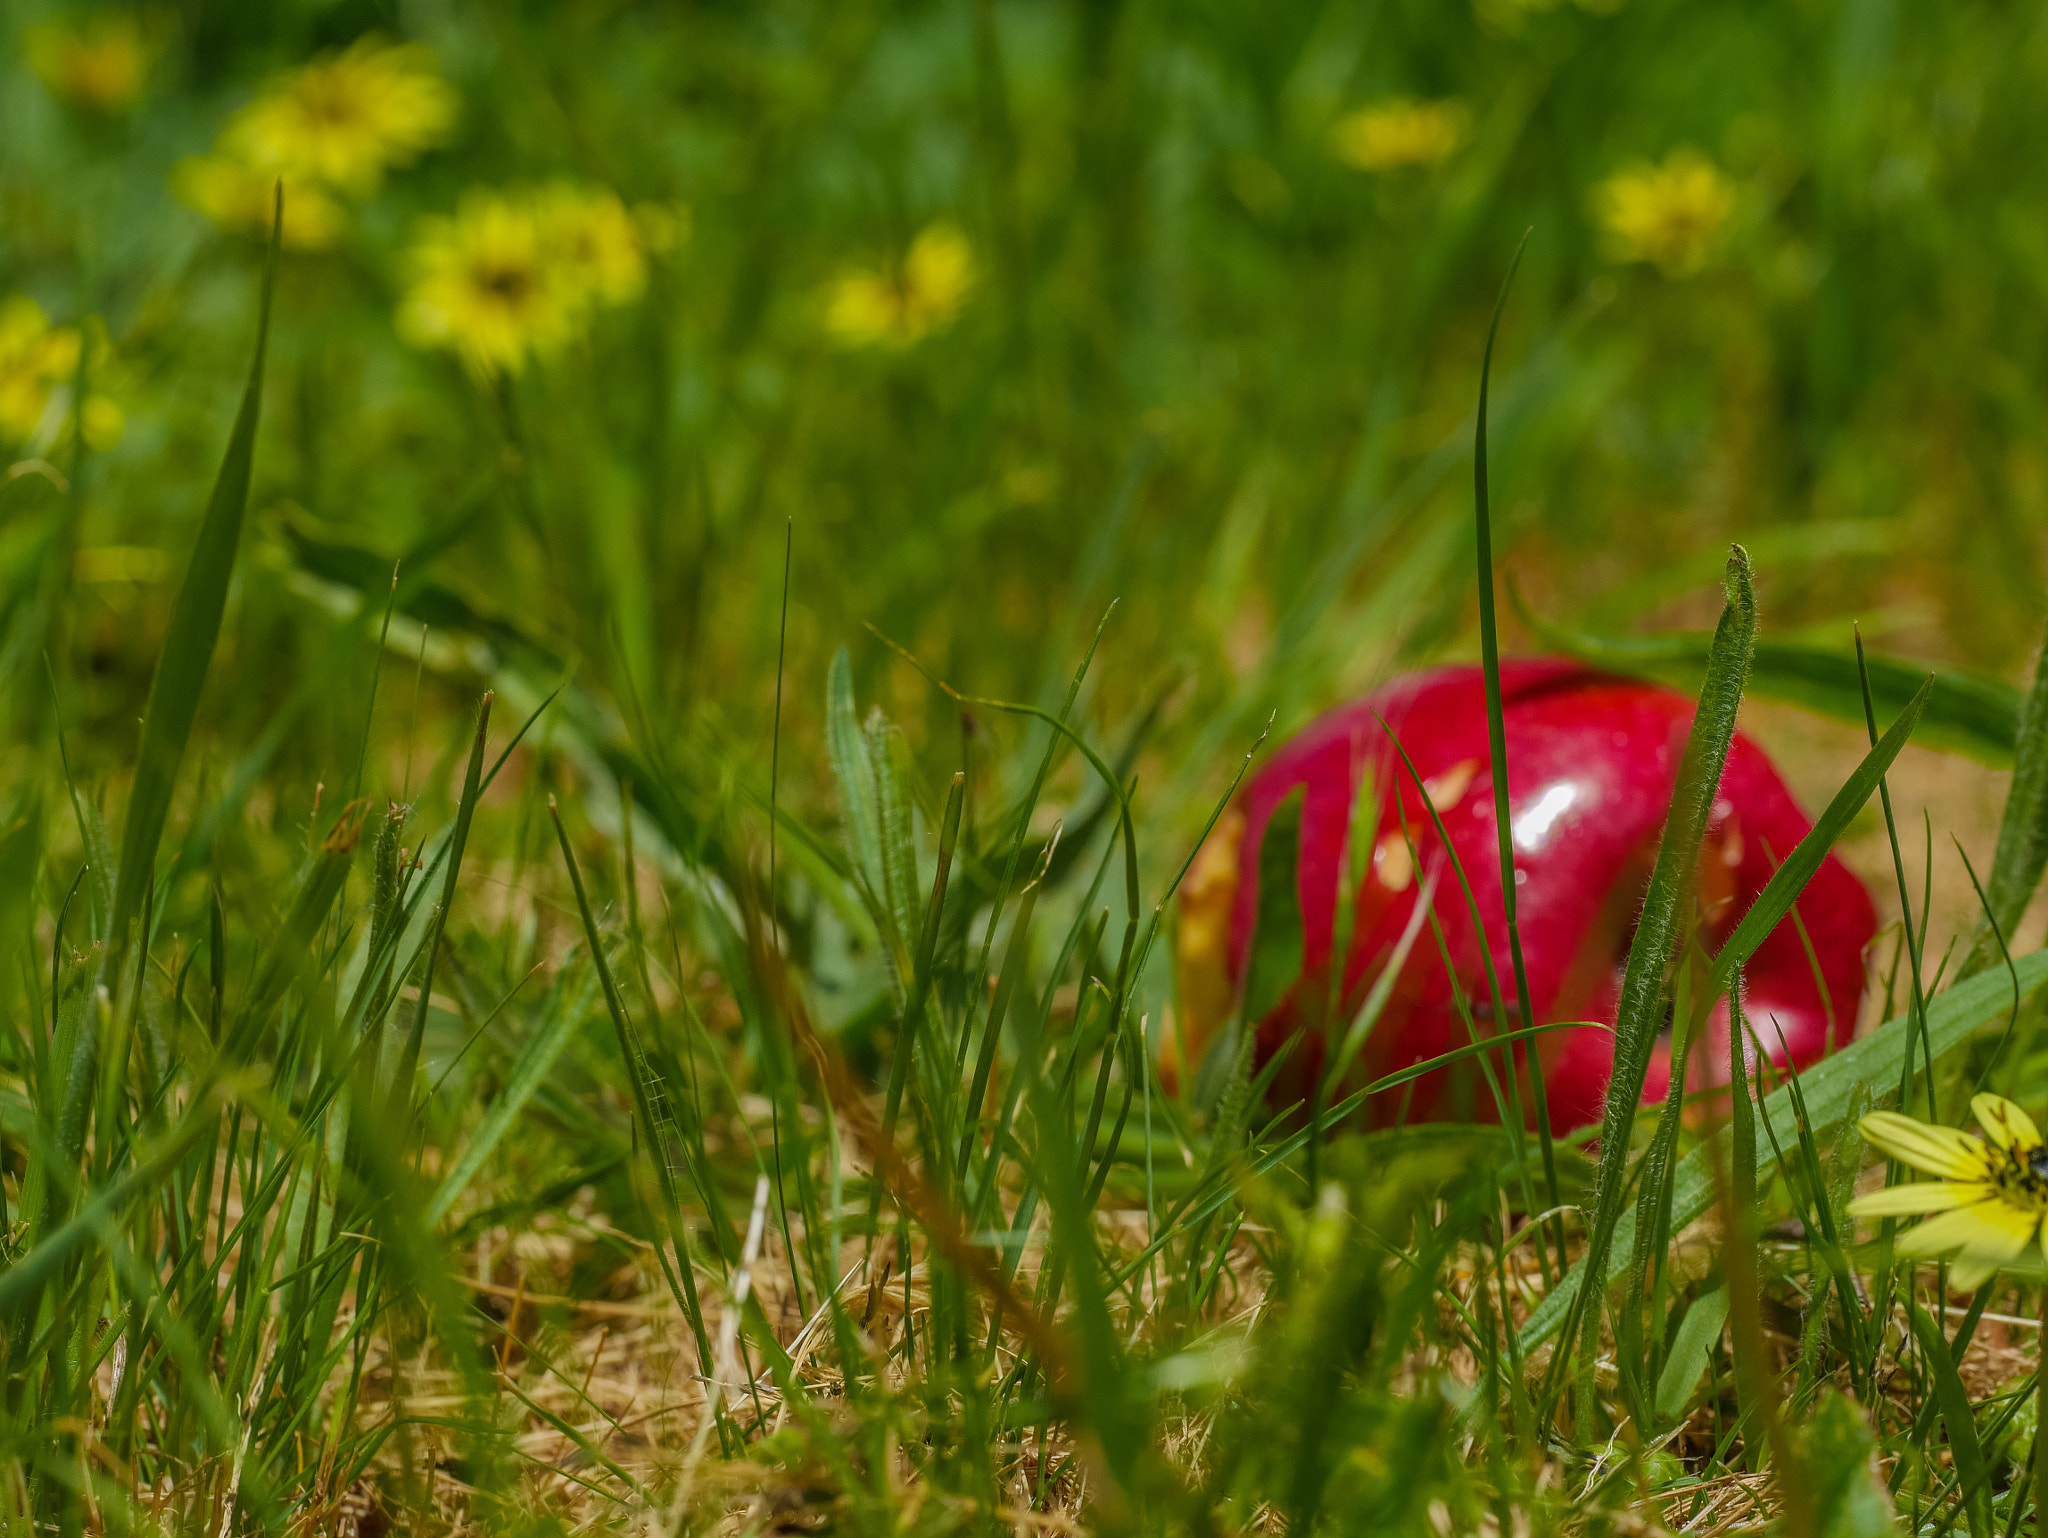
xmin=220 ymin=36 xmax=456 ymax=196
xmin=1849 ymin=1094 xmax=2048 ymax=1291
xmin=1332 ymin=99 xmax=1469 ymax=172
xmin=536 ymin=184 xmax=647 ymax=310
xmin=1591 ymin=149 xmax=1734 ymax=276
xmin=174 ymin=156 xmax=348 ymax=250
xmin=0 ymin=298 xmax=123 ymax=449
xmin=397 ymin=192 xmax=580 ymax=378
xmin=824 ymin=221 xmax=976 ymax=350
xmin=26 ymin=13 xmax=154 ymax=112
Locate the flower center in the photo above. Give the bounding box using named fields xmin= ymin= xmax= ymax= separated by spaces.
xmin=1994 ymin=1144 xmax=2048 ymax=1210
xmin=474 ymin=262 xmax=535 ymax=307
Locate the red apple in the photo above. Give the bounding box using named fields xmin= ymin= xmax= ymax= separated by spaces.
xmin=1172 ymin=660 xmax=1878 ymax=1131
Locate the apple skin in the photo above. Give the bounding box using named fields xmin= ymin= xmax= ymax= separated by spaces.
xmin=1172 ymin=660 xmax=1878 ymax=1131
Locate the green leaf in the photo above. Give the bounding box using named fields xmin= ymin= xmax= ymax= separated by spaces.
xmin=1241 ymin=786 xmax=1305 ymax=1025
xmin=1514 ymin=597 xmax=2019 ymax=765
xmin=1521 ymin=946 xmax=2048 ymax=1352
xmin=1653 ymin=1284 xmax=1729 ymax=1423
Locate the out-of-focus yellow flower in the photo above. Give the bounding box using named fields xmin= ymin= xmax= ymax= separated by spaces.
xmin=397 ymin=192 xmax=579 ymax=378
xmin=0 ymin=298 xmax=123 ymax=449
xmin=27 ymin=13 xmax=154 ymax=112
xmin=220 ymin=36 xmax=456 ymax=196
xmin=1592 ymin=149 xmax=1734 ymax=277
xmin=1849 ymin=1094 xmax=2048 ymax=1291
xmin=825 ymin=222 xmax=976 ymax=350
xmin=173 ymin=156 xmax=347 ymax=250
xmin=81 ymin=395 xmax=125 ymax=450
xmin=1332 ymin=99 xmax=1469 ymax=172
xmin=537 ymin=184 xmax=647 ymax=309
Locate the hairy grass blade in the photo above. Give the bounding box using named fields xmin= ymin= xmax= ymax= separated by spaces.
xmin=1572 ymin=547 xmax=1756 ymax=1391
xmin=1471 ymin=230 xmax=1561 ymax=1259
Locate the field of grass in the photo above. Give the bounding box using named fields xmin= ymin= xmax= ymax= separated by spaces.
xmin=9 ymin=1 xmax=2048 ymax=1533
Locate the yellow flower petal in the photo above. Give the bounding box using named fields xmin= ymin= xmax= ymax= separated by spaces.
xmin=1952 ymin=1251 xmax=2019 ymax=1292
xmin=1858 ymin=1112 xmax=1990 ymax=1180
xmin=1846 ymin=1182 xmax=1979 ymax=1219
xmin=1971 ymin=1094 xmax=2042 ymax=1152
xmin=1894 ymin=1202 xmax=2035 ymax=1270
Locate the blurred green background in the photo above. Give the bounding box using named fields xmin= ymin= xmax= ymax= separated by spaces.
xmin=5 ymin=0 xmax=2047 ymax=861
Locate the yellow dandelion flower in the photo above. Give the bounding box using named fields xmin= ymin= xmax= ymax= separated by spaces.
xmin=0 ymin=298 xmax=123 ymax=449
xmin=397 ymin=192 xmax=580 ymax=378
xmin=220 ymin=36 xmax=456 ymax=197
xmin=0 ymin=298 xmax=74 ymax=441
xmin=536 ymin=184 xmax=647 ymax=310
xmin=1848 ymin=1093 xmax=2048 ymax=1291
xmin=824 ymin=221 xmax=976 ymax=350
xmin=824 ymin=273 xmax=902 ymax=350
xmin=174 ymin=156 xmax=347 ymax=250
xmin=1591 ymin=149 xmax=1734 ymax=277
xmin=27 ymin=13 xmax=154 ymax=113
xmin=1332 ymin=99 xmax=1469 ymax=172
xmin=900 ymin=223 xmax=974 ymax=333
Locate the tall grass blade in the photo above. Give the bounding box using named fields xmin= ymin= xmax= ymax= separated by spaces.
xmin=1909 ymin=1299 xmax=1992 ymax=1538
xmin=107 ymin=203 xmax=278 ymax=953
xmin=1471 ymin=231 xmax=1560 ymax=1253
xmin=1653 ymin=1285 xmax=1729 ymax=1423
xmin=1572 ymin=547 xmax=1756 ymax=1389
xmin=388 ymin=694 xmax=493 ymax=1115
xmin=1962 ymin=617 xmax=2048 ymax=977
xmin=1241 ymin=787 xmax=1305 ymax=1026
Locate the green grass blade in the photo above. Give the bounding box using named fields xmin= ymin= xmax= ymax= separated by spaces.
xmin=388 ymin=694 xmax=493 ymax=1117
xmin=1909 ymin=1298 xmax=1992 ymax=1538
xmin=1705 ymin=675 xmax=1933 ymax=1008
xmin=1962 ymin=617 xmax=2048 ymax=977
xmin=107 ymin=207 xmax=278 ymax=952
xmin=424 ymin=966 xmax=599 ymax=1225
xmin=1654 ymin=1285 xmax=1729 ymax=1423
xmin=1471 ymin=230 xmax=1560 ymax=1256
xmin=826 ymin=646 xmax=894 ymax=952
xmin=1572 ymin=547 xmax=1756 ymax=1387
xmin=1240 ymin=787 xmax=1305 ymax=1025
